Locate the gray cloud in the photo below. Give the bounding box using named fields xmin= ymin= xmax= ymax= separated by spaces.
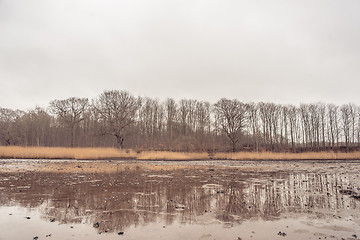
xmin=1 ymin=0 xmax=360 ymax=110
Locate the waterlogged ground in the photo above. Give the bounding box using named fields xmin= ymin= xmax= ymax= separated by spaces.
xmin=1 ymin=159 xmax=360 ymax=240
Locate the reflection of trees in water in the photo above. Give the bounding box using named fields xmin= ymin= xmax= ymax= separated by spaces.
xmin=0 ymin=168 xmax=359 ymax=232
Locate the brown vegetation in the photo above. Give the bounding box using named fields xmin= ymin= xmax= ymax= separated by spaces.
xmin=0 ymin=146 xmax=137 ymax=160
xmin=1 ymin=146 xmax=360 ymax=160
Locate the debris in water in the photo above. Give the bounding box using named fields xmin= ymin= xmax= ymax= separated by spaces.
xmin=339 ymin=189 xmax=354 ymax=195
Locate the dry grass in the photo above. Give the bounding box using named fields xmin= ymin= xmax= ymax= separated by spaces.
xmin=1 ymin=146 xmax=360 ymax=160
xmin=212 ymin=151 xmax=360 ymax=160
xmin=0 ymin=146 xmax=137 ymax=160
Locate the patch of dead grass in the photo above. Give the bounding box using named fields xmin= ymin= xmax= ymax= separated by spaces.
xmin=213 ymin=151 xmax=360 ymax=160
xmin=0 ymin=146 xmax=137 ymax=160
xmin=0 ymin=146 xmax=360 ymax=160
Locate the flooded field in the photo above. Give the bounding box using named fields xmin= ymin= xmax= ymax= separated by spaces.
xmin=1 ymin=159 xmax=360 ymax=240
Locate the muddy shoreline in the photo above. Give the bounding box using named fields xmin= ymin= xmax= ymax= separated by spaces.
xmin=2 ymin=158 xmax=360 ymax=173
xmin=1 ymin=159 xmax=360 ymax=240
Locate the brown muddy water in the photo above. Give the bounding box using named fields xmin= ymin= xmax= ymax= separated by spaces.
xmin=0 ymin=159 xmax=360 ymax=240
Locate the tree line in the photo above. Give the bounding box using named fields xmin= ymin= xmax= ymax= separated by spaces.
xmin=1 ymin=90 xmax=359 ymax=152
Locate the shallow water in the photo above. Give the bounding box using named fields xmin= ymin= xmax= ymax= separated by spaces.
xmin=1 ymin=160 xmax=360 ymax=240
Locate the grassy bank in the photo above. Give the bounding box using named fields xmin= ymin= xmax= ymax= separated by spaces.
xmin=1 ymin=146 xmax=360 ymax=160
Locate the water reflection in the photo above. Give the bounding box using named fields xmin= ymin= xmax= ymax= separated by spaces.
xmin=0 ymin=166 xmax=359 ymax=233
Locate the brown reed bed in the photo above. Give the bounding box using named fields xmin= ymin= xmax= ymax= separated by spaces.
xmin=0 ymin=146 xmax=137 ymax=160
xmin=0 ymin=146 xmax=360 ymax=161
xmin=212 ymin=151 xmax=360 ymax=160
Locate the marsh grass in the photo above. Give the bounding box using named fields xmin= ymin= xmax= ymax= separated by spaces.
xmin=212 ymin=151 xmax=359 ymax=160
xmin=0 ymin=146 xmax=137 ymax=160
xmin=0 ymin=146 xmax=360 ymax=160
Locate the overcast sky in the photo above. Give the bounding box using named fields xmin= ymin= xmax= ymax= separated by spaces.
xmin=1 ymin=0 xmax=360 ymax=110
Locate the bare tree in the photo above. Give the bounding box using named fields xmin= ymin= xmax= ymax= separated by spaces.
xmin=318 ymin=103 xmax=327 ymax=149
xmin=288 ymin=105 xmax=298 ymax=152
xmin=278 ymin=105 xmax=289 ymax=150
xmin=195 ymin=101 xmax=211 ymax=151
xmin=2 ymin=89 xmax=360 ymax=153
xmin=270 ymin=104 xmax=280 ymax=150
xmin=340 ymin=104 xmax=352 ymax=151
xmin=137 ymin=97 xmax=153 ymax=148
xmin=21 ymin=107 xmax=52 ymax=146
xmin=93 ymin=90 xmax=138 ymax=148
xmin=299 ymin=104 xmax=311 ymax=149
xmin=164 ymin=98 xmax=177 ymax=150
xmin=327 ymin=104 xmax=338 ymax=149
xmin=258 ymin=103 xmax=278 ymax=151
xmin=247 ymin=103 xmax=260 ymax=152
xmin=179 ymin=99 xmax=190 ymax=136
xmin=308 ymin=103 xmax=320 ymax=150
xmin=152 ymin=99 xmax=165 ymax=149
xmin=136 ymin=97 xmax=166 ymax=149
xmin=214 ymin=98 xmax=248 ymax=152
xmin=348 ymin=103 xmax=357 ymax=147
xmin=0 ymin=108 xmax=23 ymax=145
xmin=49 ymin=97 xmax=89 ymax=147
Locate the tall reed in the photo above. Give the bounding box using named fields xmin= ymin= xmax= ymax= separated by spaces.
xmin=0 ymin=146 xmax=359 ymax=160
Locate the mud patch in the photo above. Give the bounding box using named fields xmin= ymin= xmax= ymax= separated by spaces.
xmin=0 ymin=159 xmax=360 ymax=239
